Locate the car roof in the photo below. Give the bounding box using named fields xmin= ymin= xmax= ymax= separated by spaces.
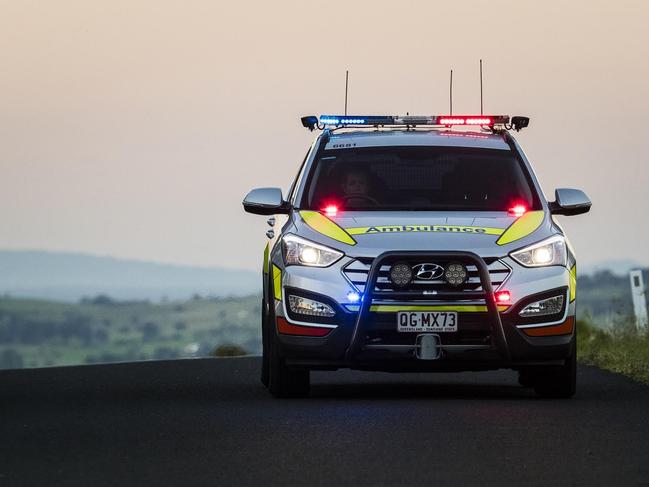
xmin=324 ymin=129 xmax=511 ymax=151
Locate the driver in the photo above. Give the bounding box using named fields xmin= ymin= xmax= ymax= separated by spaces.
xmin=342 ymin=170 xmax=370 ymax=199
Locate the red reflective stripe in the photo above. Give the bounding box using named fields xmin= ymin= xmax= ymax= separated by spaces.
xmin=276 ymin=317 xmax=333 ymax=337
xmin=521 ymin=316 xmax=575 ymax=337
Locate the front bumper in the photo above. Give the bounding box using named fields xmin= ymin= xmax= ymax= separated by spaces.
xmin=274 ymin=251 xmax=574 ymax=371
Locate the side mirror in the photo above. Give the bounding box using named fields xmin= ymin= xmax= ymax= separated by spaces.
xmin=550 ymin=188 xmax=592 ymax=216
xmin=242 ymin=187 xmax=290 ymax=215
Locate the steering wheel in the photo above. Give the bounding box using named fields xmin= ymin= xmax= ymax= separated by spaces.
xmin=342 ymin=194 xmax=380 ymax=206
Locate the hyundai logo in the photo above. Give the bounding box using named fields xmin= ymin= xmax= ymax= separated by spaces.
xmin=412 ymin=263 xmax=444 ymax=280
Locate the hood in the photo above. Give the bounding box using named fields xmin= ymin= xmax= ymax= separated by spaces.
xmin=293 ymin=210 xmax=553 ymax=258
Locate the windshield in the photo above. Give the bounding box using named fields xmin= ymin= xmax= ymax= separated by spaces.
xmin=300 ymin=145 xmax=540 ymax=211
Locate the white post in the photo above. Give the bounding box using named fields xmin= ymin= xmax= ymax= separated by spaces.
xmin=629 ymin=269 xmax=648 ymax=331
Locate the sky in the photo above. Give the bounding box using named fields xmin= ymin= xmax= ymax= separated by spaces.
xmin=1 ymin=0 xmax=648 ymax=270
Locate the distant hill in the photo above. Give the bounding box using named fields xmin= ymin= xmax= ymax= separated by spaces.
xmin=0 ymin=250 xmax=259 ymax=302
xmin=580 ymin=259 xmax=646 ymax=276
xmin=0 ymin=249 xmax=645 ymax=322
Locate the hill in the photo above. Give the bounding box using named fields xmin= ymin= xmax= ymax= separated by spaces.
xmin=0 ymin=249 xmax=645 ymax=327
xmin=0 ymin=250 xmax=259 ymax=302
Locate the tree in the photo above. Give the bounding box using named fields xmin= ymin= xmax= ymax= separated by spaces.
xmin=140 ymin=322 xmax=160 ymax=342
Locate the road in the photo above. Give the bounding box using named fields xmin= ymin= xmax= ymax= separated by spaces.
xmin=1 ymin=357 xmax=649 ymax=486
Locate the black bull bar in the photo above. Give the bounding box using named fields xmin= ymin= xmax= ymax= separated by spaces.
xmin=344 ymin=251 xmax=511 ymax=362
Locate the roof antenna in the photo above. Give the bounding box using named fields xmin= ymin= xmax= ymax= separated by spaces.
xmin=449 ymin=69 xmax=453 ymax=115
xmin=344 ymin=70 xmax=349 ymax=116
xmin=480 ymin=59 xmax=483 ymax=115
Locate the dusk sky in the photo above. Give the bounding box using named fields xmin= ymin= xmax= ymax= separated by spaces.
xmin=1 ymin=0 xmax=648 ymax=270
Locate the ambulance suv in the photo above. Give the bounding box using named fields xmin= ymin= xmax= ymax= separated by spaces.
xmin=243 ymin=114 xmax=591 ymax=398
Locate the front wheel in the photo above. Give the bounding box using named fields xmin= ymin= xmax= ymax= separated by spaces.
xmin=533 ymin=337 xmax=577 ymax=398
xmin=260 ymin=298 xmax=270 ymax=387
xmin=517 ymin=369 xmax=535 ymax=388
xmin=268 ymin=330 xmax=310 ymax=398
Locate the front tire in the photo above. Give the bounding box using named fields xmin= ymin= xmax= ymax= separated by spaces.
xmin=533 ymin=336 xmax=577 ymax=398
xmin=268 ymin=330 xmax=310 ymax=398
xmin=517 ymin=369 xmax=535 ymax=388
xmin=261 ymin=298 xmax=270 ymax=387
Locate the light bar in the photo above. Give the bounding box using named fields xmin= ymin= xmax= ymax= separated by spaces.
xmin=318 ymin=114 xmax=510 ymax=127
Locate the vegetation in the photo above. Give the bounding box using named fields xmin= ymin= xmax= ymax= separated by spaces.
xmin=0 ymin=295 xmax=260 ymax=369
xmin=2 ymin=294 xmax=648 ymax=386
xmin=578 ymin=270 xmax=635 ymax=317
xmin=577 ymin=319 xmax=649 ymax=384
xmin=211 ymin=344 xmax=248 ymax=357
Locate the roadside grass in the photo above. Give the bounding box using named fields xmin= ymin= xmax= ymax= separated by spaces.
xmin=211 ymin=344 xmax=249 ymax=357
xmin=0 ymin=295 xmax=261 ymax=369
xmin=577 ymin=319 xmax=649 ymax=384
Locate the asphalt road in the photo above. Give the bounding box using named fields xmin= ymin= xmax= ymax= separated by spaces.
xmin=1 ymin=358 xmax=649 ymax=487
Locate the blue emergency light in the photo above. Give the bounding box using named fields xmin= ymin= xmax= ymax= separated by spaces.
xmin=319 ymin=116 xmax=395 ymax=126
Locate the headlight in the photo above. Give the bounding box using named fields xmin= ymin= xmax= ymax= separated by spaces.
xmin=282 ymin=234 xmax=343 ymax=267
xmin=510 ymin=235 xmax=567 ymax=267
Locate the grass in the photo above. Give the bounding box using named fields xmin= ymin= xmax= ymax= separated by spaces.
xmin=577 ymin=319 xmax=649 ymax=384
xmin=211 ymin=344 xmax=249 ymax=357
xmin=0 ymin=295 xmax=261 ymax=369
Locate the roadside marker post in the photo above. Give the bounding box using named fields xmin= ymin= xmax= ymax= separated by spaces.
xmin=629 ymin=269 xmax=648 ymax=331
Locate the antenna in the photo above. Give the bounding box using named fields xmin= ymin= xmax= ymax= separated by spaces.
xmin=344 ymin=70 xmax=349 ymax=116
xmin=449 ymin=69 xmax=453 ymax=115
xmin=479 ymin=60 xmax=484 ymax=115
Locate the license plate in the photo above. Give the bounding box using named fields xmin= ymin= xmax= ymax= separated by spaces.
xmin=397 ymin=311 xmax=458 ymax=332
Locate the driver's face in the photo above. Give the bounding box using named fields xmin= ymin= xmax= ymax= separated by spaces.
xmin=342 ymin=173 xmax=368 ymax=196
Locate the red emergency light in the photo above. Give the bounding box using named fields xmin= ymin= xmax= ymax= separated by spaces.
xmin=322 ymin=204 xmax=339 ymax=217
xmin=495 ymin=290 xmax=511 ymax=304
xmin=438 ymin=116 xmax=494 ymax=126
xmin=508 ymin=204 xmax=528 ymax=218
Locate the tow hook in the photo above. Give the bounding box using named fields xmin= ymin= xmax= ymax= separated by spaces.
xmin=415 ymin=334 xmax=441 ymax=360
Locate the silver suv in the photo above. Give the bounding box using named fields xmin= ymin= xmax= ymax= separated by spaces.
xmin=243 ymin=114 xmax=591 ymax=398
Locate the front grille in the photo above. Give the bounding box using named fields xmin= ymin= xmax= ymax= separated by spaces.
xmin=343 ymin=257 xmax=510 ymax=295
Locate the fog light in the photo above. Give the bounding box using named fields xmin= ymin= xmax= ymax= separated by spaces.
xmin=389 ymin=262 xmax=412 ymax=287
xmin=444 ymin=262 xmax=468 ymax=287
xmin=288 ymin=295 xmax=335 ymax=317
xmin=519 ymin=295 xmax=564 ymax=317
